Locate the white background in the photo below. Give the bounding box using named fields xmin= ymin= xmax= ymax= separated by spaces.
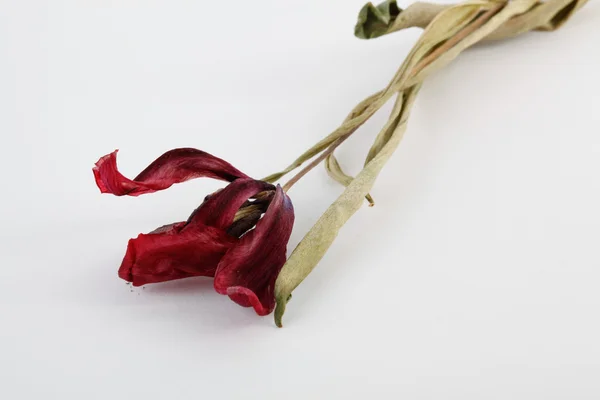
xmin=1 ymin=0 xmax=599 ymax=398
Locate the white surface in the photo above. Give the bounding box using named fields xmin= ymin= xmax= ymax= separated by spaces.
xmin=1 ymin=0 xmax=599 ymax=398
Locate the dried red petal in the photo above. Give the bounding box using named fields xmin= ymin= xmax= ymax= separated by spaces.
xmin=93 ymin=148 xmax=249 ymax=196
xmin=214 ymin=185 xmax=294 ymax=316
xmin=119 ymin=222 xmax=237 ymax=286
xmin=187 ymin=179 xmax=274 ymax=230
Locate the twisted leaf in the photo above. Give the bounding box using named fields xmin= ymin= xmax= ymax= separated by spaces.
xmin=274 ymin=0 xmax=589 ymax=327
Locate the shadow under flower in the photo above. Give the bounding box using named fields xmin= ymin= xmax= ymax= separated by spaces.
xmin=140 ymin=276 xmax=215 ymax=295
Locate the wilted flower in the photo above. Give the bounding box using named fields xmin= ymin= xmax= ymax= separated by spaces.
xmin=93 ymin=148 xmax=294 ymax=315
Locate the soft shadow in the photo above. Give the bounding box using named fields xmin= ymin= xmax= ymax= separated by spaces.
xmin=130 ymin=277 xmax=276 ymax=332
xmin=141 ymin=276 xmax=215 ymax=295
xmin=63 ymin=243 xmax=276 ymax=332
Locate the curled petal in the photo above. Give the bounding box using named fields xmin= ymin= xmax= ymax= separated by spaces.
xmin=186 ymin=179 xmax=274 ymax=230
xmin=93 ymin=148 xmax=249 ymax=196
xmin=214 ymin=185 xmax=294 ymax=316
xmin=119 ymin=222 xmax=237 ymax=286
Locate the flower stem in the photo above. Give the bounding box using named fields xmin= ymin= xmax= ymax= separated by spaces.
xmin=282 ymin=4 xmax=502 ymax=194
xmin=282 ymin=135 xmax=349 ymax=192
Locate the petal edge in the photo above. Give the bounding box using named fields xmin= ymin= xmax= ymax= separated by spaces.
xmin=93 ymin=148 xmax=249 ymax=196
xmin=214 ymin=185 xmax=294 ymax=315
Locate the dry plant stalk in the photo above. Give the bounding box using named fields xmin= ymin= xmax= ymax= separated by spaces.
xmin=271 ymin=0 xmax=589 ymax=327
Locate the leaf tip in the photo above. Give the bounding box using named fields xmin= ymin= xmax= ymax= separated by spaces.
xmin=274 ymin=299 xmax=286 ymax=328
xmin=274 ymin=293 xmax=292 ymax=328
xmin=354 ymin=0 xmax=402 ymax=40
xmin=366 ymin=193 xmax=375 ymax=206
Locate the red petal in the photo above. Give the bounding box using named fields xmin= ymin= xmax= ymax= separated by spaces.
xmin=118 ymin=221 xmax=237 ymax=286
xmin=186 ymin=179 xmax=274 ymax=230
xmin=214 ymin=185 xmax=294 ymax=316
xmin=93 ymin=148 xmax=249 ymax=196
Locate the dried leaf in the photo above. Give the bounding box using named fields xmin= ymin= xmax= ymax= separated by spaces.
xmin=355 ymin=0 xmax=590 ymax=41
xmin=274 ymin=0 xmax=589 ymax=327
xmin=355 ymin=1 xmax=452 ymax=39
xmin=324 ymin=153 xmax=375 ymax=206
xmin=486 ymin=0 xmax=589 ymax=40
xmin=275 ymin=85 xmax=421 ymax=327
